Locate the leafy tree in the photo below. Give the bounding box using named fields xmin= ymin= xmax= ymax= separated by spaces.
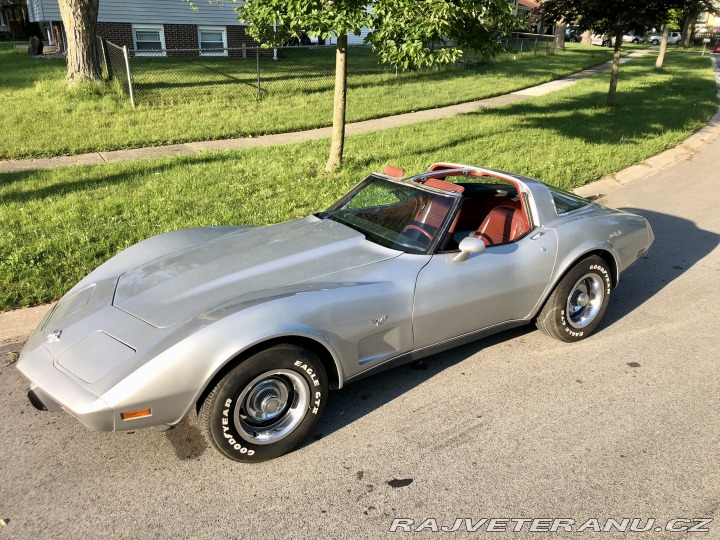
xmin=653 ymin=1 xmax=715 ymax=68
xmin=0 ymin=0 xmax=25 ymax=8
xmin=240 ymin=0 xmax=515 ymax=171
xmin=58 ymin=0 xmax=101 ymax=87
xmin=0 ymin=0 xmax=26 ymax=9
xmin=673 ymin=0 xmax=717 ymax=47
xmin=541 ymin=0 xmax=675 ymax=106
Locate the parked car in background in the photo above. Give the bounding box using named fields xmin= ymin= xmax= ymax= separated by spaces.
xmin=714 ymin=41 xmax=720 ymax=53
xmin=565 ymin=29 xmax=580 ymax=43
xmin=590 ymin=34 xmax=612 ymax=47
xmin=649 ymin=32 xmax=682 ymax=45
xmin=622 ymin=33 xmax=645 ymax=44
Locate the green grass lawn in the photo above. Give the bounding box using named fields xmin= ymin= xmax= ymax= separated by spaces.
xmin=0 ymin=44 xmax=618 ymax=160
xmin=0 ymin=50 xmax=716 ymax=311
xmin=131 ymin=41 xmax=560 ymax=102
xmin=0 ymin=41 xmax=26 ymax=50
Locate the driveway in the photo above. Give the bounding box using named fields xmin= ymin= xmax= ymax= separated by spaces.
xmin=1 ymin=136 xmax=719 ymax=539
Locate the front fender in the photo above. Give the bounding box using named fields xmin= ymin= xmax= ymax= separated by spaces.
xmin=99 ymin=277 xmax=414 ymax=429
xmin=99 ymin=309 xmax=345 ymax=430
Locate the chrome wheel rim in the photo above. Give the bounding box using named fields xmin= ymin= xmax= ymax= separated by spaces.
xmin=234 ymin=369 xmax=310 ymax=445
xmin=566 ymin=273 xmax=605 ymax=329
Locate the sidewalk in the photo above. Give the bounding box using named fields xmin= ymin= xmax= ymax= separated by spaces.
xmin=0 ymin=51 xmax=649 ymax=174
xmin=2 ymin=49 xmax=718 ymax=346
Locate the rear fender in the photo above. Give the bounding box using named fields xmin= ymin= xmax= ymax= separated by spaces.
xmin=529 ymin=238 xmax=621 ymax=320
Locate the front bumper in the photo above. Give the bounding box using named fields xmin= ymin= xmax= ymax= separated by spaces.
xmin=16 ymin=282 xmax=159 ymax=432
xmin=18 ymin=345 xmax=116 ymax=431
xmin=28 ymin=384 xmax=62 ymax=412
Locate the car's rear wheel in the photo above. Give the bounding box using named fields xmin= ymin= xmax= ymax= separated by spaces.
xmin=536 ymin=255 xmax=612 ymax=342
xmin=200 ymin=344 xmax=328 ymax=462
xmin=651 ymin=39 xmax=660 ymax=45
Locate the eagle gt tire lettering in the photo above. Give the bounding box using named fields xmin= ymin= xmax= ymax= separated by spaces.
xmin=200 ymin=344 xmax=328 ymax=462
xmin=536 ymin=255 xmax=612 ymax=343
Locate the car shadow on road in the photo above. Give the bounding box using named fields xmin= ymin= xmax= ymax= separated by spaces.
xmin=306 ymin=325 xmax=533 ymax=445
xmin=600 ymin=207 xmax=719 ymax=328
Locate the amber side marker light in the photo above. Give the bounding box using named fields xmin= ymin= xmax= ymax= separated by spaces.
xmin=121 ymin=408 xmax=152 ymax=420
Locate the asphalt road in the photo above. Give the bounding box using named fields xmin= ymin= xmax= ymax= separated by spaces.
xmin=1 ymin=139 xmax=719 ymax=540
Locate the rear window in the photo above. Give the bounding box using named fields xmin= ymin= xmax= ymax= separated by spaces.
xmin=547 ymin=186 xmax=590 ymax=215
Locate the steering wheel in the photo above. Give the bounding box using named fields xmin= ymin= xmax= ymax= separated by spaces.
xmin=402 ymin=224 xmax=433 ymax=242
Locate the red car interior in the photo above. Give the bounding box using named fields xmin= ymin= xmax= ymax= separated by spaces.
xmin=474 ymin=205 xmax=530 ymax=246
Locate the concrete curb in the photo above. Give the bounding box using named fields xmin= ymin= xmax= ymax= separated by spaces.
xmin=0 ymin=51 xmax=649 ymax=174
xmin=0 ymin=304 xmax=53 ymax=346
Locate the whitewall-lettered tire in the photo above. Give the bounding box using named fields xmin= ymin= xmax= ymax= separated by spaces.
xmin=536 ymin=255 xmax=612 ymax=343
xmin=200 ymin=344 xmax=328 ymax=462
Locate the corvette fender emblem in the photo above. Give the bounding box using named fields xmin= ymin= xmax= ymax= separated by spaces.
xmin=46 ymin=329 xmax=62 ymax=342
xmin=370 ymin=315 xmax=387 ymax=327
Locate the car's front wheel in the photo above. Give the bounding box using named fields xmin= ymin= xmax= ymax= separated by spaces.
xmin=651 ymin=39 xmax=660 ymax=45
xmin=200 ymin=344 xmax=328 ymax=462
xmin=536 ymin=255 xmax=612 ymax=342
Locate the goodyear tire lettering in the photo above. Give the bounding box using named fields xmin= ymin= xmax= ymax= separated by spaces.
xmin=218 ymin=397 xmax=255 ymax=456
xmin=202 ymin=345 xmax=328 ymax=461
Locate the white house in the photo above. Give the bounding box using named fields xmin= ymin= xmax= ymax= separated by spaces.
xmin=25 ymin=0 xmax=261 ymax=55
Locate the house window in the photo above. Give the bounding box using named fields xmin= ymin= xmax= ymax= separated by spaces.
xmin=133 ymin=25 xmax=166 ymax=56
xmin=198 ymin=26 xmax=227 ymax=56
xmin=0 ymin=10 xmax=6 ymax=28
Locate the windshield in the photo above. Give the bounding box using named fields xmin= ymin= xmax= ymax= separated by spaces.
xmin=318 ymin=176 xmax=458 ymax=254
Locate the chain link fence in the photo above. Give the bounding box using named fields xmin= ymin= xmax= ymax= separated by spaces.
xmin=500 ymin=32 xmax=557 ymax=54
xmin=98 ymin=33 xmax=557 ymax=108
xmin=97 ymin=36 xmax=136 ymax=106
xmin=131 ymin=45 xmax=339 ymax=104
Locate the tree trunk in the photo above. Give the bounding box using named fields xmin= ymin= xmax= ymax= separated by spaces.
xmin=607 ymin=31 xmax=623 ymax=107
xmin=58 ymin=0 xmax=101 ymax=87
xmin=325 ymin=33 xmax=348 ymax=172
xmin=681 ymin=14 xmax=694 ymax=48
xmin=655 ymin=25 xmax=670 ymax=69
xmin=554 ymin=21 xmax=566 ymax=52
xmin=581 ymin=30 xmax=592 ymax=45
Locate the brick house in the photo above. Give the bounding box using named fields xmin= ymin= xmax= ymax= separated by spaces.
xmin=25 ymin=0 xmax=262 ymax=55
xmin=1 ymin=3 xmax=27 ymax=36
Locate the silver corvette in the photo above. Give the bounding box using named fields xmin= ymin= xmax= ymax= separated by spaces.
xmin=18 ymin=163 xmax=654 ymax=461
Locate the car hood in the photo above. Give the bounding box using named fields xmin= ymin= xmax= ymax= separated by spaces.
xmin=113 ymin=216 xmax=400 ymax=327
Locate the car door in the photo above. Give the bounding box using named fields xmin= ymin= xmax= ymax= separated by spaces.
xmin=412 ymin=228 xmax=558 ymax=349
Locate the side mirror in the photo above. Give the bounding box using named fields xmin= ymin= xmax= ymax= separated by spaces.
xmin=453 ymin=236 xmax=486 ymax=262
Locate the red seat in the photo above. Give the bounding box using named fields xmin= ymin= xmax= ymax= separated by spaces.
xmin=411 ymin=179 xmax=464 ymax=229
xmin=474 ymin=206 xmax=529 ymax=246
xmin=414 ymin=198 xmax=452 ymax=229
xmin=403 ymin=180 xmax=463 ymax=245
